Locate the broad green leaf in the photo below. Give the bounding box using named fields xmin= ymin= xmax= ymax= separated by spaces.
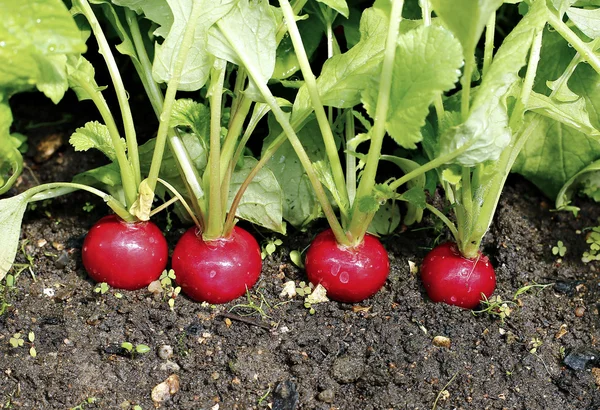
xmin=316 ymin=0 xmax=349 ymax=18
xmin=273 ymin=17 xmax=324 ymax=80
xmin=430 ymin=0 xmax=503 ymax=59
xmin=228 ymin=157 xmax=285 ymax=233
xmin=513 ymin=113 xmax=600 ymax=198
xmin=368 ymin=201 xmax=400 ymax=235
xmin=527 ymin=91 xmax=600 ymax=137
xmin=209 ymin=0 xmax=277 ymax=100
xmin=111 ymin=0 xmax=173 ymax=37
xmin=69 ymin=121 xmax=126 ymax=162
xmin=361 ymin=24 xmax=463 ymax=149
xmin=313 ymin=160 xmax=347 ymax=217
xmin=0 ymin=191 xmax=31 ymax=280
xmin=439 ymin=0 xmax=548 ymax=166
xmin=262 ymin=115 xmax=324 ymax=228
xmin=292 ymin=5 xmax=389 ymax=117
xmin=571 ymin=64 xmax=600 ymax=130
xmin=66 ymin=55 xmax=107 ymax=101
xmin=72 ymin=163 xmax=124 ymax=201
xmin=551 ymin=0 xmax=578 ymax=16
xmin=170 ymin=99 xmax=211 ymax=142
xmin=534 ymin=28 xmax=577 ymax=97
xmin=567 ymin=7 xmax=600 ymax=39
xmin=0 ymin=0 xmax=86 ymax=101
xmin=153 ymin=0 xmax=235 ymax=91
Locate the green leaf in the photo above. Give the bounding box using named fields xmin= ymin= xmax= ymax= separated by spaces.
xmin=430 ymin=0 xmax=503 ymax=59
xmin=399 ymin=185 xmax=427 ymax=209
xmin=228 ymin=157 xmax=285 ymax=234
xmin=153 ymin=0 xmax=236 ymax=91
xmin=69 ymin=121 xmax=126 ymax=162
xmin=361 ymin=24 xmax=463 ymax=149
xmin=170 ymin=99 xmax=211 ymax=141
xmin=567 ymin=6 xmax=600 ymax=38
xmin=368 ymin=201 xmax=400 ymax=235
xmin=66 ymin=55 xmax=107 ymax=102
xmin=0 ymin=191 xmax=32 ymax=281
xmin=439 ymin=0 xmax=549 ymax=166
xmin=0 ymin=101 xmax=23 ymax=195
xmin=262 ymin=115 xmax=324 ymax=228
xmin=380 ymin=155 xmax=426 ymax=225
xmin=273 ymin=16 xmax=324 ymax=80
xmin=514 ymin=113 xmax=600 ymax=199
xmin=72 ymin=163 xmax=124 ymax=201
xmin=209 ymin=0 xmax=277 ymax=100
xmin=556 ymin=158 xmax=600 ymax=209
xmin=293 ymin=5 xmax=389 ymax=116
xmin=121 ymin=342 xmax=134 ymax=352
xmin=316 ymin=0 xmax=349 ymax=18
xmin=112 ymin=0 xmax=173 ymax=37
xmin=135 ymin=344 xmax=150 ymax=354
xmin=0 ymin=0 xmax=86 ymax=101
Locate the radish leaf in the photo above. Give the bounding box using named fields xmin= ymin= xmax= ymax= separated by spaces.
xmin=361 ymin=24 xmax=463 ymax=149
xmin=0 ymin=192 xmax=31 ymax=281
xmin=566 ymin=6 xmax=600 ymax=38
xmin=69 ymin=121 xmax=126 ymax=162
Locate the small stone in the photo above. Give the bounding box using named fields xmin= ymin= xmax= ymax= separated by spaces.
xmin=280 ymin=281 xmax=296 ymax=298
xmin=159 ymin=360 xmax=180 ymax=373
xmin=575 ymin=307 xmax=585 ymax=317
xmin=432 ymin=336 xmax=451 ymax=348
xmin=37 ymin=239 xmax=47 ymax=247
xmin=211 ymin=372 xmax=220 ymax=380
xmin=151 ymin=374 xmax=180 ymax=404
xmin=592 ymin=368 xmax=600 ymax=387
xmin=224 ymin=318 xmax=232 ymax=328
xmin=317 ymin=389 xmax=335 ymax=403
xmin=147 ymin=280 xmax=162 ymax=295
xmin=158 ymin=345 xmax=174 ymax=360
xmin=332 ymin=356 xmax=365 ymax=384
xmin=55 ymin=251 xmax=70 ymax=269
xmin=564 ymin=347 xmax=600 ymax=371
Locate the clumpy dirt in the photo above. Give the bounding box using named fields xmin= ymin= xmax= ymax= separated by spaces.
xmin=1 ymin=95 xmax=600 ymax=410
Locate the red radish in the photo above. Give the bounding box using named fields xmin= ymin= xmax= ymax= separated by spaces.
xmin=420 ymin=242 xmax=496 ymax=309
xmin=305 ymin=229 xmax=389 ymax=303
xmin=171 ymin=226 xmax=262 ymax=304
xmin=82 ymin=215 xmax=168 ymax=290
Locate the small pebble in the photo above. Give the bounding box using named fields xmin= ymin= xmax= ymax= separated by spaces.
xmin=160 ymin=360 xmax=180 ymax=372
xmin=37 ymin=239 xmax=47 ymax=247
xmin=151 ymin=374 xmax=180 ymax=404
xmin=575 ymin=307 xmax=585 ymax=317
xmin=158 ymin=345 xmax=174 ymax=360
xmin=564 ymin=347 xmax=600 ymax=370
xmin=332 ymin=356 xmax=365 ymax=384
xmin=317 ymin=389 xmax=335 ymax=403
xmin=55 ymin=251 xmax=70 ymax=269
xmin=432 ymin=336 xmax=451 ymax=348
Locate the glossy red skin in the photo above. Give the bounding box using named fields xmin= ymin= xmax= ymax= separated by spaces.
xmin=172 ymin=226 xmax=262 ymax=304
xmin=305 ymin=229 xmax=389 ymax=303
xmin=421 ymin=242 xmax=496 ymax=309
xmin=82 ymin=215 xmax=168 ymax=290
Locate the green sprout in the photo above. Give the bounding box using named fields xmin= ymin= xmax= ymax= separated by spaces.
xmin=158 ymin=269 xmax=181 ymax=310
xmin=529 ymin=337 xmax=543 ymax=354
xmin=552 ymin=240 xmax=566 ymax=257
xmin=261 ymin=238 xmax=283 ymax=259
xmin=583 ymin=226 xmax=600 ymax=263
xmin=82 ymin=202 xmax=95 ymax=212
xmin=94 ymin=282 xmax=109 ymax=294
xmin=121 ymin=342 xmax=151 ymax=359
xmin=9 ymin=331 xmax=36 ymax=357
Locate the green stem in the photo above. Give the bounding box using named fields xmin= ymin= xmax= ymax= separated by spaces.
xmin=421 ymin=0 xmax=445 ymax=120
xmin=547 ymin=12 xmax=600 ymax=74
xmin=229 ymin=68 xmax=247 ymax=122
xmin=461 ymin=55 xmax=475 ymax=121
xmin=388 ymin=141 xmax=472 ymax=192
xmin=509 ymin=28 xmax=544 ymax=131
xmin=345 ymin=110 xmax=357 ymax=208
xmin=146 ymin=1 xmax=203 ymax=198
xmin=482 ymin=12 xmax=496 ymax=78
xmin=424 ymin=203 xmax=459 ymax=243
xmin=275 ymin=0 xmax=308 ymax=45
xmin=220 ymin=97 xmax=252 ymax=183
xmin=27 ymin=182 xmax=133 ymax=221
xmin=155 ymin=178 xmax=202 ymax=228
xmin=204 ymin=59 xmax=228 ymax=240
xmin=69 ymin=77 xmax=137 ymax=208
xmin=347 ymin=0 xmax=404 ymax=243
xmin=76 ymin=0 xmax=140 ymax=188
xmin=280 ymin=0 xmax=349 ymax=212
xmin=126 ymin=9 xmax=165 ymax=118
xmin=216 ymin=21 xmax=349 ymax=246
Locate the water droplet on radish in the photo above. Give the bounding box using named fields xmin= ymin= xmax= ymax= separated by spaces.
xmin=339 ymin=271 xmax=349 ymax=283
xmin=330 ymin=265 xmax=340 ymax=277
xmin=149 ymin=237 xmax=155 ymax=244
xmin=209 ymin=270 xmax=217 ymax=278
xmin=450 ymin=296 xmax=457 ymax=302
xmin=83 ymin=246 xmax=87 ymax=252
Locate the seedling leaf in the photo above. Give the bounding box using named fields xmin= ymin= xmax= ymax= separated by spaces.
xmin=69 ymin=121 xmax=126 ymax=162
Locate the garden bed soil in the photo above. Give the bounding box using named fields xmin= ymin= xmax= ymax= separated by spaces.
xmin=1 ymin=95 xmax=600 ymax=410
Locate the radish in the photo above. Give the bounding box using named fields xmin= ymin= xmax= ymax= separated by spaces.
xmin=172 ymin=226 xmax=261 ymax=304
xmin=82 ymin=215 xmax=168 ymax=290
xmin=420 ymin=242 xmax=495 ymax=309
xmin=305 ymin=229 xmax=389 ymax=303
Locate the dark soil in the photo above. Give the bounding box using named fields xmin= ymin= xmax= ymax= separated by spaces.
xmin=1 ymin=95 xmax=600 ymax=410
